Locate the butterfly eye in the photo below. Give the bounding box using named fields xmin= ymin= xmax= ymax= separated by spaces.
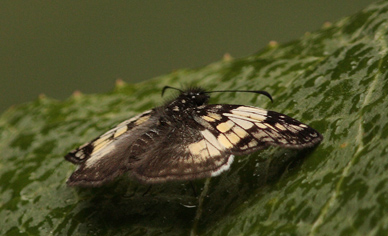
xmin=192 ymin=93 xmax=209 ymax=106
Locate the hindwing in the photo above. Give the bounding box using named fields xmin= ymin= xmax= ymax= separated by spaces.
xmin=130 ymin=123 xmax=234 ymax=183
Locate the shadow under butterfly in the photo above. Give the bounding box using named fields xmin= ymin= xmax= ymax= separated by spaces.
xmin=67 ymin=147 xmax=312 ymax=234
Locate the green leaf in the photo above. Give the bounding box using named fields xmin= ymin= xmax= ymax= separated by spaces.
xmin=1 ymin=1 xmax=388 ymax=235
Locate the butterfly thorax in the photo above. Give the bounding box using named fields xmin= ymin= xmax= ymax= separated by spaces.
xmin=162 ymin=88 xmax=210 ymax=120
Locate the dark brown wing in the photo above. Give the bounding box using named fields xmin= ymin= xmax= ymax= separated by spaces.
xmin=65 ymin=110 xmax=157 ymax=187
xmin=130 ymin=122 xmax=234 ymax=183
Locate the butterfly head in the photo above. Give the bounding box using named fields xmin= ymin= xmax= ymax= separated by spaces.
xmin=162 ymin=86 xmax=210 ymax=108
xmin=181 ymin=88 xmax=210 ymax=106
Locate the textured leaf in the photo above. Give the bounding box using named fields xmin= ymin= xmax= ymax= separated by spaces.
xmin=1 ymin=1 xmax=388 ymax=235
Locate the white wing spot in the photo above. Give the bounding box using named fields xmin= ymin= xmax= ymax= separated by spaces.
xmin=93 ymin=134 xmax=111 ymax=146
xmin=92 ymin=139 xmax=112 ymax=154
xmin=200 ymin=130 xmax=225 ymax=151
xmin=85 ymin=144 xmax=115 ymax=168
xmin=113 ymin=125 xmax=128 ymax=138
xmin=202 ymin=116 xmax=215 ymax=122
xmin=277 ymin=138 xmax=288 ymax=144
xmin=225 ymin=131 xmax=241 ymax=145
xmin=207 ymin=112 xmax=223 ymax=120
xmin=248 ymin=139 xmax=258 ymax=147
xmin=240 ymin=145 xmax=249 ymax=150
xmin=188 ymin=140 xmax=207 ymax=156
xmin=256 ymin=123 xmax=268 ymax=129
xmin=232 ymin=125 xmax=249 ymax=138
xmin=135 ymin=114 xmax=151 ymax=125
xmin=265 ymin=124 xmax=277 ymax=131
xmin=217 ymin=134 xmax=234 ymax=149
xmin=290 ymin=124 xmax=304 ymax=131
xmin=231 ymin=107 xmax=268 ymax=121
xmin=287 ymin=126 xmax=298 ymax=133
xmin=275 ymin=123 xmax=287 ymax=131
xmin=228 ymin=117 xmax=254 ymax=129
xmin=252 ymin=131 xmax=269 ymax=139
xmin=235 ymin=106 xmax=267 ymax=114
xmin=75 ymin=151 xmax=84 ymax=158
xmin=231 ymin=110 xmax=266 ymax=122
xmin=216 ymin=120 xmax=234 ymax=132
xmin=207 ymin=143 xmax=221 ymax=156
xmin=262 ymin=137 xmax=273 ymax=142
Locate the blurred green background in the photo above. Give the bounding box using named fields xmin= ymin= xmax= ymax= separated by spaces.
xmin=0 ymin=1 xmax=375 ymax=113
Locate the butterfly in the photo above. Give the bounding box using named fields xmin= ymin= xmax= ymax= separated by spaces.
xmin=65 ymin=86 xmax=323 ymax=187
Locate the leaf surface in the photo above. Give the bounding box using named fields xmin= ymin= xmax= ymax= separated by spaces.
xmin=1 ymin=2 xmax=388 ymax=235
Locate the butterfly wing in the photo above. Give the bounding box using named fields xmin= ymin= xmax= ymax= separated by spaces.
xmin=65 ymin=110 xmax=157 ymax=187
xmin=130 ymin=120 xmax=235 ymax=183
xmin=130 ymin=104 xmax=322 ymax=184
xmin=66 ymin=103 xmax=322 ymax=186
xmin=193 ymin=104 xmax=323 ymax=156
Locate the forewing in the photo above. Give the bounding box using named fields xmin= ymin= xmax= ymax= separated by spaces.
xmin=194 ymin=104 xmax=323 ymax=155
xmin=65 ymin=110 xmax=156 ymax=187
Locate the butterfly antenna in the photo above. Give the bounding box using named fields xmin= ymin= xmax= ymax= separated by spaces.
xmin=162 ymin=86 xmax=183 ymax=97
xmin=206 ymin=89 xmax=273 ymax=102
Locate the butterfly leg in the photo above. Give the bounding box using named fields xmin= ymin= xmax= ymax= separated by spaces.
xmin=189 ymin=181 xmax=198 ymax=198
xmin=142 ymin=185 xmax=153 ymax=196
